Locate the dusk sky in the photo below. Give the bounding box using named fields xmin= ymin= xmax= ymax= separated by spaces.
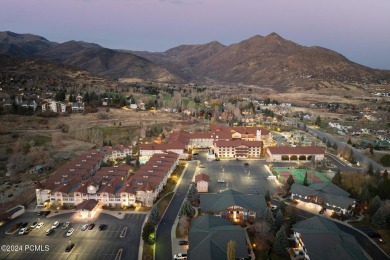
xmin=1 ymin=0 xmax=389 ymax=69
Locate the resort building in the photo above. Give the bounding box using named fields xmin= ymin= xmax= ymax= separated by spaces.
xmin=290 ymin=183 xmax=355 ymax=215
xmin=290 ymin=216 xmax=367 ymax=260
xmin=266 ymin=146 xmax=325 ymax=162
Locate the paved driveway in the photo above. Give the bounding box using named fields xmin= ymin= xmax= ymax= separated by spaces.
xmin=195 ymin=158 xmax=279 ymax=195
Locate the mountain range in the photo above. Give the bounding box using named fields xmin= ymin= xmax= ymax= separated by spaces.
xmin=1 ymin=31 xmax=389 ymax=90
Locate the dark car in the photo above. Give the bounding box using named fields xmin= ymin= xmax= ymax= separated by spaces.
xmin=243 ymin=163 xmax=249 ymax=167
xmin=43 ymin=211 xmax=51 ymax=216
xmin=367 ymin=231 xmax=381 ymax=238
xmin=179 ymin=240 xmax=189 ymax=245
xmin=20 ymin=222 xmax=28 ymax=228
xmin=37 ymin=211 xmax=44 ymax=216
xmin=98 ymin=224 xmax=107 ymax=231
xmin=319 ymin=208 xmax=326 ymax=214
xmin=65 ymin=243 xmax=75 ymax=252
xmin=88 ymin=223 xmax=95 ymax=230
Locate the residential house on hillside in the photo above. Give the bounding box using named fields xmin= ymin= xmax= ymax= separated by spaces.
xmin=71 ymin=102 xmax=85 ymax=113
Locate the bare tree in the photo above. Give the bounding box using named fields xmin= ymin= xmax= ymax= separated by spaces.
xmin=178 ymin=215 xmax=189 ymax=237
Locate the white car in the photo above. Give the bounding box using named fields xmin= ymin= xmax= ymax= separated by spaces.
xmin=271 ymin=205 xmax=278 ymax=211
xmin=81 ymin=224 xmax=89 ymax=231
xmin=52 ymin=221 xmax=60 ymax=229
xmin=217 ymin=179 xmax=225 ymax=183
xmin=18 ymin=228 xmax=26 ymax=235
xmin=62 ymin=221 xmax=70 ymax=229
xmin=30 ymin=222 xmax=38 ymax=228
xmin=36 ymin=222 xmax=44 ymax=229
xmin=66 ymin=228 xmax=75 ymax=237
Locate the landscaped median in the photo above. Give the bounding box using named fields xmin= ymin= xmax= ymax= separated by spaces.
xmin=141 ymin=162 xmax=187 ymax=260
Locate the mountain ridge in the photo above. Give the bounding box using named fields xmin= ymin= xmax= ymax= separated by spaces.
xmin=1 ymin=31 xmax=389 ymax=89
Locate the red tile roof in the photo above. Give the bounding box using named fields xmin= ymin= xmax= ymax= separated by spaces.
xmin=195 ymin=173 xmax=210 ymax=182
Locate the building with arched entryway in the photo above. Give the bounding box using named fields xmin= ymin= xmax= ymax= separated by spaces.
xmin=266 ymin=146 xmax=325 ymax=162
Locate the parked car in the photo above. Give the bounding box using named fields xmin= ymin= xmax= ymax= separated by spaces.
xmin=367 ymin=231 xmax=381 ymax=238
xmin=178 ymin=240 xmax=189 ymax=245
xmin=24 ymin=227 xmax=32 ymax=234
xmin=270 ymin=205 xmax=278 ymax=211
xmin=174 ymin=253 xmax=187 ymax=260
xmin=45 ymin=228 xmax=54 ymax=235
xmin=43 ymin=211 xmax=51 ymax=216
xmin=199 ymin=164 xmax=205 ymax=168
xmin=30 ymin=222 xmax=38 ymax=228
xmin=319 ymin=208 xmax=326 ymax=214
xmin=88 ymin=223 xmax=95 ymax=230
xmin=37 ymin=211 xmax=44 ymax=216
xmin=62 ymin=222 xmax=70 ymax=229
xmin=36 ymin=222 xmax=44 ymax=229
xmin=218 ymin=179 xmax=225 ymax=183
xmin=52 ymin=221 xmax=60 ymax=229
xmin=244 ymin=163 xmax=249 ymax=166
xmin=81 ymin=224 xmax=88 ymax=231
xmin=65 ymin=243 xmax=75 ymax=252
xmin=18 ymin=228 xmax=26 ymax=235
xmin=98 ymin=224 xmax=107 ymax=231
xmin=66 ymin=228 xmax=74 ymax=237
xmin=20 ymin=222 xmax=28 ymax=228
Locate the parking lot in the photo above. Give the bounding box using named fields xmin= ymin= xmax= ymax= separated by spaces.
xmin=0 ymin=211 xmax=146 ymax=260
xmin=193 ymin=152 xmax=280 ymax=195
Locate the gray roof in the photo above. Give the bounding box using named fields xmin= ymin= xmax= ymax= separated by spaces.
xmin=310 ymin=182 xmax=350 ymax=197
xmin=293 ymin=216 xmax=367 ymax=260
xmin=290 ymin=183 xmax=355 ymax=209
xmin=199 ymin=189 xmax=267 ymax=212
xmin=188 ymin=215 xmax=248 ymax=260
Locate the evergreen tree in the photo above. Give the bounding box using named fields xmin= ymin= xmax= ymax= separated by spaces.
xmin=108 ymin=140 xmax=112 ymax=146
xmin=315 ymin=116 xmax=321 ymax=127
xmin=150 ymin=206 xmax=161 ymax=224
xmin=227 ymin=240 xmax=236 ymax=260
xmin=332 ymin=169 xmax=342 ymax=186
xmin=275 ymin=209 xmax=284 ymax=231
xmin=142 ymin=222 xmax=155 ymax=245
xmin=350 ymin=155 xmax=357 ymax=165
xmin=347 ymin=138 xmax=352 ymax=145
xmin=286 ymin=174 xmax=295 ymax=191
xmin=187 ymin=184 xmax=198 ymax=204
xmin=265 ymin=190 xmax=271 ymax=203
xmin=367 ymin=163 xmax=374 ymax=175
xmin=372 ymin=207 xmax=387 ymax=227
xmin=278 ymin=200 xmax=287 ymax=213
xmin=274 ymin=226 xmax=288 ymax=256
xmin=263 ymin=208 xmax=275 ymax=231
xmin=332 ymin=143 xmax=338 ymax=150
xmin=377 ymin=176 xmax=390 ymax=200
xmin=179 ymin=200 xmax=195 ymax=219
xmin=303 ymin=172 xmax=309 ymax=186
xmin=368 ymin=196 xmax=381 ymax=216
xmin=125 ymin=154 xmax=131 ymax=165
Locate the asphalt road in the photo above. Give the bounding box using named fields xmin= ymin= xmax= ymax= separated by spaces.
xmin=155 ymin=161 xmax=197 ymax=260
